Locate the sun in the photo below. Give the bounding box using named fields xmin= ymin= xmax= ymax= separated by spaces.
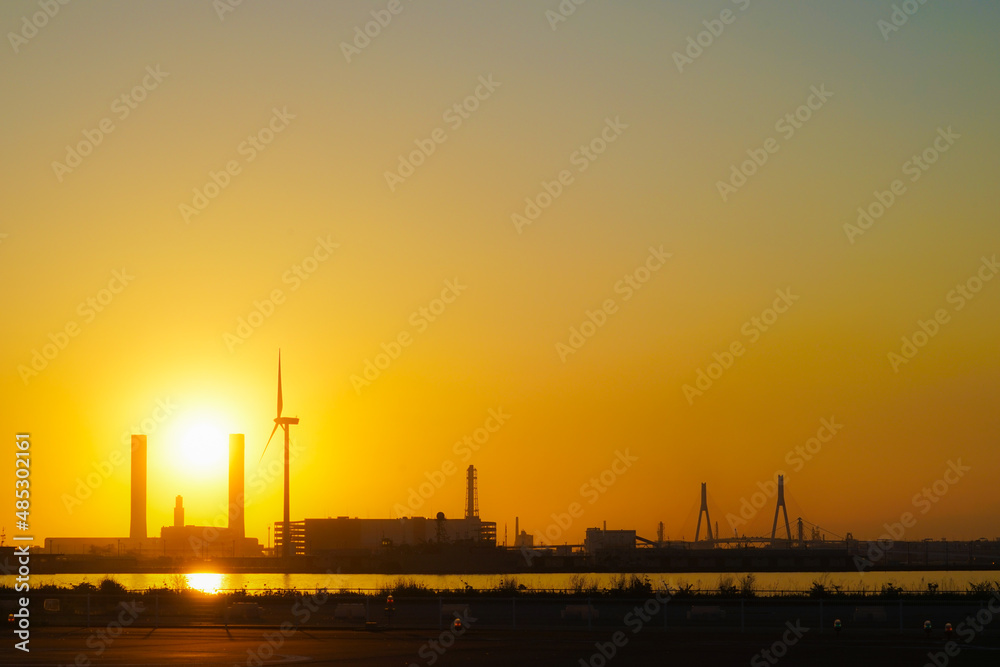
xmin=185 ymin=572 xmax=224 ymax=594
xmin=174 ymin=414 xmax=229 ymax=477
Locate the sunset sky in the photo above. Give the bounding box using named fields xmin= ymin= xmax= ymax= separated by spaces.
xmin=2 ymin=0 xmax=998 ymax=548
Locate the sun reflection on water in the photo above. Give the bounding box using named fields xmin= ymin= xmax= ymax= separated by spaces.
xmin=185 ymin=572 xmax=224 ymax=594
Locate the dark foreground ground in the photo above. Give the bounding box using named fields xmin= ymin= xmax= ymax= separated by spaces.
xmin=5 ymin=627 xmax=1000 ymax=666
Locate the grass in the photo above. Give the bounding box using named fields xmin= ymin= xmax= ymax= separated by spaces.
xmin=6 ymin=578 xmax=1000 ymax=601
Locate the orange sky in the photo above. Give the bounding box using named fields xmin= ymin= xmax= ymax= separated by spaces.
xmin=1 ymin=1 xmax=999 ymax=548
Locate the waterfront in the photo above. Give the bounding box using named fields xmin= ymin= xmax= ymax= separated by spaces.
xmin=5 ymin=570 xmax=999 ymax=595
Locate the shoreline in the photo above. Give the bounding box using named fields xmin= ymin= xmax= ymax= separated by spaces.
xmin=7 ymin=572 xmax=1000 ymax=599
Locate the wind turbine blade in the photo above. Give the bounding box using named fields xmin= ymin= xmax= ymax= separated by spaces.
xmin=259 ymin=423 xmax=280 ymax=463
xmin=277 ymin=350 xmax=283 ymax=418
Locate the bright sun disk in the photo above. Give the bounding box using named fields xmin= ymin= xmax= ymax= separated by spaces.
xmin=175 ymin=415 xmax=229 ymax=475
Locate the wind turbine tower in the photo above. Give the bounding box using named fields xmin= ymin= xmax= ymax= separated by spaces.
xmin=260 ymin=351 xmax=299 ymax=559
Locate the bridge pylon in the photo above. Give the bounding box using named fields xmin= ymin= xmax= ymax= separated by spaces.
xmin=695 ymin=482 xmax=714 ymax=541
xmin=770 ymin=474 xmax=792 ymax=542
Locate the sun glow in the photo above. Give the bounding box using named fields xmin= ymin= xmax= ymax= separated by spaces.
xmin=185 ymin=572 xmax=224 ymax=594
xmin=170 ymin=413 xmax=230 ymax=478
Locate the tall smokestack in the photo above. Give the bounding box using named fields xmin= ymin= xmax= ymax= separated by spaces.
xmin=465 ymin=465 xmax=478 ymax=519
xmin=130 ymin=435 xmax=146 ymax=539
xmin=229 ymin=434 xmax=245 ymax=538
xmin=174 ymin=495 xmax=184 ymax=527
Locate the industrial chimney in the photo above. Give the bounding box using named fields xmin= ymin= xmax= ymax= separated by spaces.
xmin=174 ymin=495 xmax=184 ymax=528
xmin=229 ymin=434 xmax=245 ymax=538
xmin=465 ymin=465 xmax=478 ymax=519
xmin=130 ymin=435 xmax=147 ymax=539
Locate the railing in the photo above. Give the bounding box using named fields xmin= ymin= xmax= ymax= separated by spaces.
xmin=18 ymin=592 xmax=1000 ymax=634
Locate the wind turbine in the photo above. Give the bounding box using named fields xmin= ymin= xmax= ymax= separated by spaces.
xmin=260 ymin=351 xmax=299 ymax=558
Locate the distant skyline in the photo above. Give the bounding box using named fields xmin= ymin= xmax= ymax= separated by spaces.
xmin=1 ymin=1 xmax=999 ymax=547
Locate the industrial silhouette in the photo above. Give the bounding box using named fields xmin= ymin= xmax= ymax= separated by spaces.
xmin=695 ymin=482 xmax=713 ymax=542
xmin=229 ymin=434 xmax=245 ymax=539
xmin=48 ymin=428 xmax=259 ymax=558
xmin=258 ymin=351 xmax=299 ymax=558
xmin=771 ymin=474 xmax=792 ymax=542
xmin=38 ymin=354 xmax=1000 ymax=573
xmin=465 ymin=465 xmax=478 ymax=520
xmin=129 ymin=434 xmax=146 ymax=540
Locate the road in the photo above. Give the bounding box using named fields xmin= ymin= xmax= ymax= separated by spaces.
xmin=5 ymin=627 xmax=1000 ymax=666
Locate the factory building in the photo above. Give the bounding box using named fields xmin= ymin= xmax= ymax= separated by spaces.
xmin=585 ymin=527 xmax=637 ymax=553
xmin=277 ymin=515 xmax=497 ymax=556
xmin=513 ymin=517 xmax=534 ymax=549
xmin=45 ymin=424 xmax=498 ymax=561
xmin=44 ymin=433 xmax=261 ymax=559
xmin=277 ymin=466 xmax=497 ymax=556
xmin=159 ymin=494 xmax=260 ymax=557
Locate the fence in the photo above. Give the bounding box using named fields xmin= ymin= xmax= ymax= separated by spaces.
xmin=17 ymin=592 xmax=1000 ymax=635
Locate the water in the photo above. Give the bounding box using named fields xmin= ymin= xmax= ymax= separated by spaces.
xmin=5 ymin=571 xmax=998 ymax=595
